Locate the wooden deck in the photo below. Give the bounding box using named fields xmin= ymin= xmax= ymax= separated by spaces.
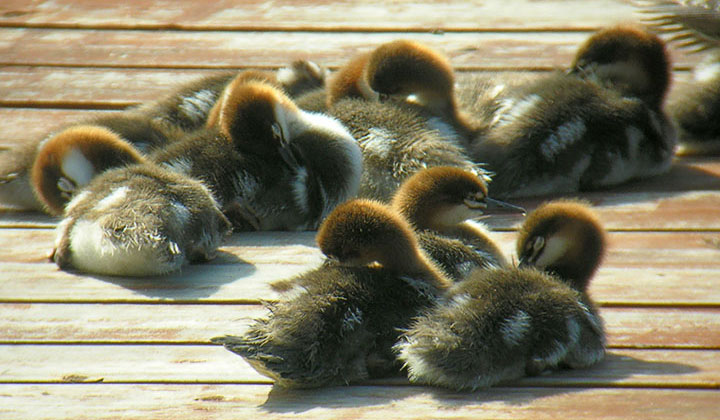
xmin=1 ymin=1 xmax=719 ymax=418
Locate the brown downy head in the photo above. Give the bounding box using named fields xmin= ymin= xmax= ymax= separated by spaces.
xmin=213 ymin=79 xmax=301 ymax=163
xmin=391 ymin=166 xmax=524 ymax=232
xmin=31 ymin=125 xmax=145 ymax=215
xmin=326 ymin=52 xmax=377 ymax=107
xmin=316 ymin=199 xmax=450 ymax=287
xmin=516 ymin=199 xmax=606 ymax=292
xmin=571 ymin=24 xmax=672 ymax=109
xmin=366 ymin=40 xmax=455 ymax=113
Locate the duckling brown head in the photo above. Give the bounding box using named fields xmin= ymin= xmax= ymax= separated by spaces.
xmin=571 ymin=24 xmax=671 ymax=109
xmin=391 ymin=166 xmax=524 ymax=233
xmin=517 ymin=200 xmax=606 ymax=293
xmin=317 ymin=199 xmax=450 ymax=287
xmin=366 ymin=40 xmax=455 ymax=113
xmin=31 ymin=125 xmax=145 ymax=215
xmin=214 ymin=79 xmax=301 ymax=163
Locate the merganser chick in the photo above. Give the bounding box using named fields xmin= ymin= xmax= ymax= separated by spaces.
xmin=213 ymin=199 xmax=450 ymax=387
xmin=516 ymin=199 xmax=606 ymax=293
xmin=394 ymin=200 xmax=607 ymax=390
xmin=326 ymin=45 xmax=480 ymax=201
xmin=671 ymin=52 xmax=720 ymax=155
xmin=153 ymin=78 xmax=361 ymax=231
xmin=52 ymin=163 xmax=230 ymax=276
xmin=571 ymin=24 xmax=672 ymax=110
xmin=470 ymin=25 xmax=677 ymax=198
xmin=391 ymin=166 xmax=526 ymax=270
xmin=30 ymin=125 xmax=146 ymax=216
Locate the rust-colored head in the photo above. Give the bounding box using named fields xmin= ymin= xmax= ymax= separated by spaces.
xmin=326 ymin=52 xmax=376 ymax=107
xmin=517 ymin=199 xmax=606 ymax=292
xmin=31 ymin=125 xmax=144 ymax=215
xmin=366 ymin=40 xmax=455 ymax=110
xmin=572 ymin=24 xmax=672 ymax=108
xmin=392 ymin=166 xmax=523 ymax=232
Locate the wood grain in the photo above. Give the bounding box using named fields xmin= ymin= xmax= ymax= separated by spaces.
xmin=0 ymin=385 xmax=717 ymax=420
xmin=1 ymin=303 xmax=717 ymax=349
xmin=0 ymin=0 xmax=639 ymax=31
xmin=0 ymin=28 xmax=702 ymax=70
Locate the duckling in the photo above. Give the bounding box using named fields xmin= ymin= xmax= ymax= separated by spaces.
xmin=516 ymin=199 xmax=606 ymax=293
xmin=391 ymin=166 xmax=526 ymax=271
xmin=671 ymin=52 xmax=720 ymax=154
xmin=394 ymin=200 xmax=606 ymax=390
xmin=153 ymin=77 xmax=361 ymax=231
xmin=365 ymin=40 xmax=477 ymax=145
xmin=52 ymin=162 xmax=231 ymax=276
xmin=326 ymin=44 xmax=480 ymax=201
xmin=469 ymin=25 xmax=677 ymax=198
xmin=30 ymin=125 xmax=147 ymax=216
xmin=213 ymin=199 xmax=450 ymax=388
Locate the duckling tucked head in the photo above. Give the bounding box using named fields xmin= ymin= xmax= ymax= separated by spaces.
xmin=31 ymin=125 xmax=145 ymax=215
xmin=326 ymin=52 xmax=377 ymax=107
xmin=317 ymin=199 xmax=450 ymax=287
xmin=571 ymin=24 xmax=671 ymax=109
xmin=516 ymin=200 xmax=606 ymax=292
xmin=391 ymin=166 xmax=523 ymax=232
xmin=366 ymin=40 xmax=455 ymax=112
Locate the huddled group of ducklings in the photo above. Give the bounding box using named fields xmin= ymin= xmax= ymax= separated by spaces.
xmin=1 ymin=23 xmax=716 ymax=277
xmin=214 ymin=167 xmax=606 ymax=390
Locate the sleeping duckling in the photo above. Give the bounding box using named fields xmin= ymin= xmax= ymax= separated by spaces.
xmin=213 ymin=199 xmax=450 ymax=388
xmin=326 ymin=44 xmax=480 ymax=201
xmin=154 ymin=77 xmax=361 ymax=231
xmin=52 ymin=163 xmax=231 ymax=276
xmin=470 ymin=25 xmax=677 ymax=198
xmin=394 ymin=200 xmax=606 ymax=390
xmin=30 ymin=125 xmax=147 ymax=216
xmin=391 ymin=166 xmax=525 ymax=272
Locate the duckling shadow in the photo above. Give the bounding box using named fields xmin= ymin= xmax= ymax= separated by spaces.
xmin=424 ymin=351 xmax=699 ymax=408
xmin=484 ymin=160 xmax=720 ymax=230
xmin=84 ymin=250 xmax=256 ymax=300
xmin=256 ymin=351 xmax=698 ymax=412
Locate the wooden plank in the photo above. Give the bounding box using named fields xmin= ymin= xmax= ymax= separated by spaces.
xmin=0 ymin=385 xmax=716 ymax=420
xmin=0 ymin=67 xmax=696 ymax=108
xmin=0 ymin=0 xmax=637 ymax=31
xmin=1 ymin=303 xmax=718 ymax=349
xmin=0 ymin=29 xmax=702 ymax=70
xmin=0 ymin=345 xmax=717 ymax=387
xmin=5 ymin=230 xmax=720 ymax=268
xmin=0 ymin=261 xmax=718 ymax=306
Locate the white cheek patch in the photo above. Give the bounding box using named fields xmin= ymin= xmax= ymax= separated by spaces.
xmin=534 ymin=235 xmax=570 ymax=269
xmin=435 ymin=204 xmax=483 ymax=228
xmin=61 ymin=148 xmax=95 ymax=188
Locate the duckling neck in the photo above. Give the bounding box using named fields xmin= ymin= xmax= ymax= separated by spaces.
xmin=389 ymin=248 xmax=451 ymax=291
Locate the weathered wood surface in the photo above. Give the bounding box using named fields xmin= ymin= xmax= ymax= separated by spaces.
xmin=0 ymin=29 xmax=703 ymax=70
xmin=0 ymin=0 xmax=637 ymax=31
xmin=1 ymin=0 xmax=719 ymax=418
xmin=1 ymin=304 xmax=718 ymax=348
xmin=0 ymin=345 xmax=717 ymax=387
xmin=1 ymin=385 xmax=717 ymax=420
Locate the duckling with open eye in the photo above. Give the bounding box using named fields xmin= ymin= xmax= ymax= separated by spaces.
xmin=52 ymin=162 xmax=231 ymax=277
xmin=154 ymin=77 xmax=361 ymax=231
xmin=213 ymin=199 xmax=450 ymax=388
xmin=391 ymin=166 xmax=525 ymax=274
xmin=394 ymin=200 xmax=606 ymax=390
